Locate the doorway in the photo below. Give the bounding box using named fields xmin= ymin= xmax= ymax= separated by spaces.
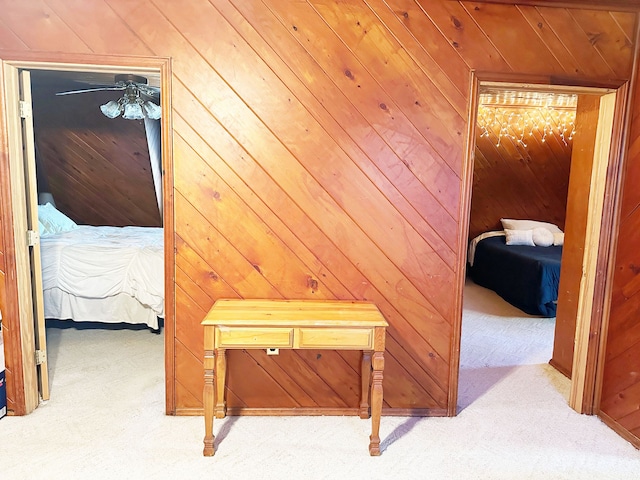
xmin=457 ymin=74 xmax=626 ymax=415
xmin=0 ymin=53 xmax=174 ymax=415
xmin=31 ymin=67 xmax=164 ymax=400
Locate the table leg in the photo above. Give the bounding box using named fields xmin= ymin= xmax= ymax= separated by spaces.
xmin=359 ymin=350 xmax=372 ymax=419
xmin=369 ymin=350 xmax=384 ymax=456
xmin=203 ymin=346 xmax=215 ymax=456
xmin=215 ymin=348 xmax=227 ymax=419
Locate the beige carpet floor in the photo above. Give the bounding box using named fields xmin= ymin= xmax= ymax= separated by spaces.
xmin=1 ymin=280 xmax=639 ymax=479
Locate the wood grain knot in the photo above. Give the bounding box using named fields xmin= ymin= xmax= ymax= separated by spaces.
xmin=588 ymin=32 xmax=602 ymax=46
xmin=307 ymin=277 xmax=319 ymax=290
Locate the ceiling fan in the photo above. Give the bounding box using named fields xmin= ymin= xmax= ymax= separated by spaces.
xmin=56 ymin=74 xmax=161 ymax=120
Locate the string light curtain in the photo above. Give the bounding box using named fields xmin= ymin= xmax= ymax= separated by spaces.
xmin=477 ymin=90 xmax=577 ymax=148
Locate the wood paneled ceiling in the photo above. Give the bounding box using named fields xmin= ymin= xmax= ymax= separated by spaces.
xmin=479 ymin=89 xmax=578 ymax=108
xmin=29 ymin=69 xmax=162 ymax=227
xmin=469 ymin=88 xmax=576 ymax=239
xmin=29 ymin=69 xmax=161 ymax=92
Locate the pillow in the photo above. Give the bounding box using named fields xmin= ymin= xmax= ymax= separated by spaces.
xmin=553 ymin=232 xmax=564 ymax=246
xmin=532 ymin=227 xmax=554 ymax=247
xmin=38 ymin=219 xmax=46 ymax=237
xmin=38 ymin=203 xmax=78 ymax=235
xmin=500 ymin=218 xmax=562 ymax=234
xmin=505 ymin=229 xmax=535 ymax=246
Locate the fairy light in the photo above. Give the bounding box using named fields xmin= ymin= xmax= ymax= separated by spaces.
xmin=477 ymin=91 xmax=577 ymax=148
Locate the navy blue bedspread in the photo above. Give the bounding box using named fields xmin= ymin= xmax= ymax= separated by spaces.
xmin=469 ymin=236 xmax=562 ymax=317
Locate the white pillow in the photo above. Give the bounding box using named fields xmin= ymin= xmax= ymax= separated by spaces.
xmin=505 ymin=229 xmax=535 ymax=246
xmin=532 ymin=227 xmax=554 ymax=247
xmin=38 ymin=203 xmax=78 ymax=235
xmin=38 ymin=219 xmax=46 ymax=236
xmin=553 ymin=232 xmax=565 ymax=246
xmin=501 ymin=218 xmax=562 ymax=234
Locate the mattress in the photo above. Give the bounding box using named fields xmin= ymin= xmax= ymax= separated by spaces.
xmin=40 ymin=225 xmax=164 ymax=328
xmin=468 ymin=234 xmax=562 ymax=317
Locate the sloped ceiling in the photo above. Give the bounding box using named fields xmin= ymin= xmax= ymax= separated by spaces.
xmin=30 ymin=69 xmax=162 ymax=226
xmin=469 ymin=89 xmax=576 ymax=239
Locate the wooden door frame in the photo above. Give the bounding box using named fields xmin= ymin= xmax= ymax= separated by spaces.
xmin=0 ymin=50 xmax=175 ymax=415
xmin=593 ymin=23 xmax=640 ymax=421
xmin=452 ymin=71 xmax=634 ymax=416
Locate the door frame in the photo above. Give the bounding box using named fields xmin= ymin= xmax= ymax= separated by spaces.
xmin=0 ymin=50 xmax=175 ymax=415
xmin=452 ymin=71 xmax=634 ymax=415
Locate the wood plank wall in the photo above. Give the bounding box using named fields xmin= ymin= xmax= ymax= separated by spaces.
xmin=470 ymin=105 xmax=573 ymax=240
xmin=0 ymin=1 xmax=636 ymax=415
xmin=30 ymin=75 xmax=161 ymax=227
xmin=0 ymin=228 xmax=12 ymax=414
xmin=599 ymin=65 xmax=640 ymax=446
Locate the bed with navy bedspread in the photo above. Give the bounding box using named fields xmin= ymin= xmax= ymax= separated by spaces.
xmin=468 ymin=235 xmax=562 ymax=317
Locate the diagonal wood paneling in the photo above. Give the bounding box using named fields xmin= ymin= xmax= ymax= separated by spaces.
xmin=0 ymin=0 xmax=636 ymax=416
xmin=0 ymin=265 xmax=13 ymax=414
xmin=599 ymin=59 xmax=640 ymax=446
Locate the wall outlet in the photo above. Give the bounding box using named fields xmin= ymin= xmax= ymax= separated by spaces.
xmin=266 ymin=348 xmax=279 ymax=355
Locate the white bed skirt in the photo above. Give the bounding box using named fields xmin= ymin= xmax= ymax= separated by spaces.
xmin=44 ymin=287 xmax=162 ymax=330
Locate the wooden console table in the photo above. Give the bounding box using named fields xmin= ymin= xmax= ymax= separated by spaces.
xmin=202 ymin=299 xmax=388 ymax=457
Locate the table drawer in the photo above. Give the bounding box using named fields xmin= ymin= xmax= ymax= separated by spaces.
xmin=216 ymin=327 xmax=294 ymax=348
xmin=298 ymin=328 xmax=373 ymax=349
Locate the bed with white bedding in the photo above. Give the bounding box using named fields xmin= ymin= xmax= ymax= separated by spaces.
xmin=40 ymin=223 xmax=164 ymax=330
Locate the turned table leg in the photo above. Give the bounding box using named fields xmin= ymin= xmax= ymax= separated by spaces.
xmin=215 ymin=348 xmax=227 ymax=419
xmin=359 ymin=351 xmax=372 ymax=419
xmin=368 ymin=351 xmax=384 ymax=456
xmin=203 ymin=336 xmax=215 ymax=456
xmin=369 ymin=327 xmax=385 ymax=456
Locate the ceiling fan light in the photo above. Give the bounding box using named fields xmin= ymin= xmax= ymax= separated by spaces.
xmin=143 ymin=101 xmax=161 ymax=120
xmin=100 ymin=100 xmax=121 ymax=118
xmin=123 ymin=101 xmax=144 ymax=120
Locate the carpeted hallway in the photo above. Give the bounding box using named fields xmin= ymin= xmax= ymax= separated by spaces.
xmin=1 ymin=280 xmax=639 ymax=479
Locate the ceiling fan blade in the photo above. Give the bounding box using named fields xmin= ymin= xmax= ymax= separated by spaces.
xmin=55 ymin=86 xmax=125 ymax=96
xmin=137 ymin=85 xmax=160 ymax=96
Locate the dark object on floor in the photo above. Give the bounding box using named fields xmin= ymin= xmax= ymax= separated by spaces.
xmin=46 ymin=318 xmax=163 ymax=334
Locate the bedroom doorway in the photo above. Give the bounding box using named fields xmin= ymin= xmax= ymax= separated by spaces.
xmin=0 ymin=53 xmax=173 ymax=415
xmin=459 ymin=74 xmax=626 ymax=415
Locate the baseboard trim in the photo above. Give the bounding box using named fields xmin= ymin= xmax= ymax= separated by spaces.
xmin=173 ymin=406 xmax=450 ymax=417
xmin=598 ymin=410 xmax=640 ymax=449
xmin=549 ymin=359 xmax=572 ymax=379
